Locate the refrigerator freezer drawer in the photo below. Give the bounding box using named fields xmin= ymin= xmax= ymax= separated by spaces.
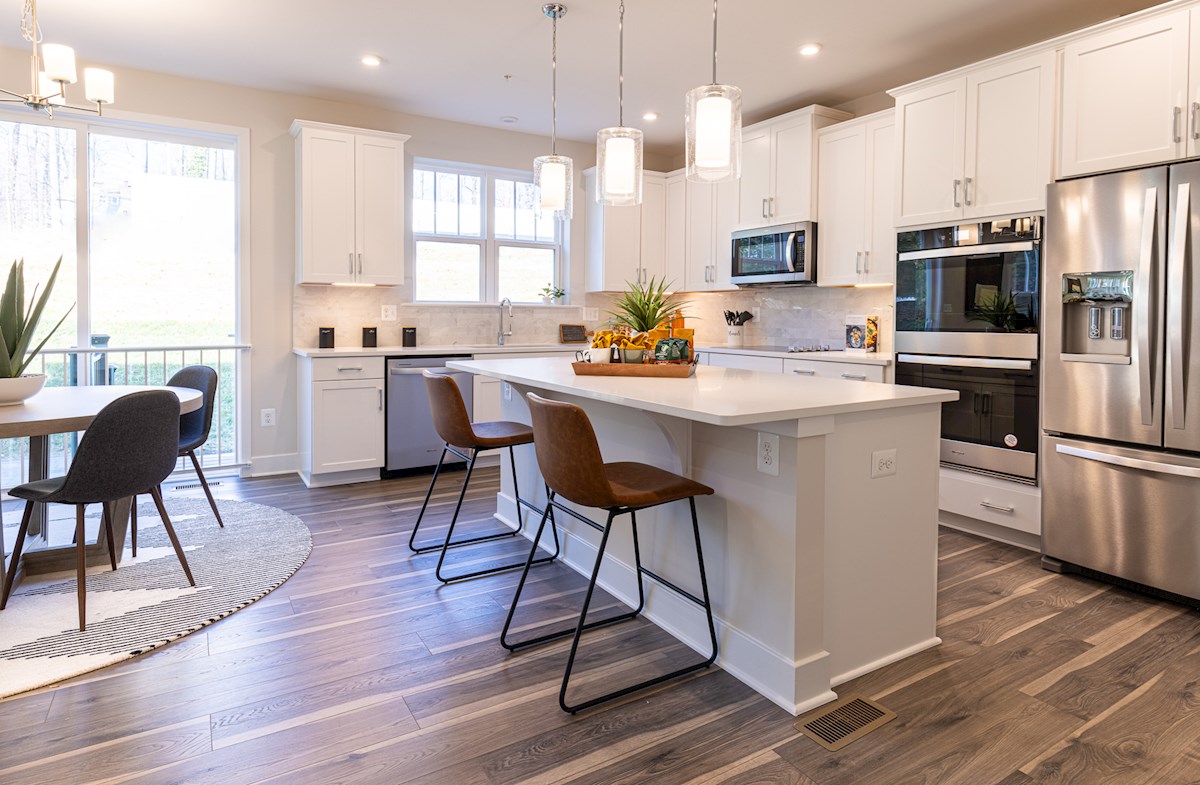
xmin=1042 ymin=434 xmax=1200 ymax=601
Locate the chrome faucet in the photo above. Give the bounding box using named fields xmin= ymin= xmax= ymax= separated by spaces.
xmin=498 ymin=298 xmax=513 ymax=346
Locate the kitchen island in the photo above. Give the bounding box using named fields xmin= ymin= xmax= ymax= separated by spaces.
xmin=448 ymin=357 xmax=957 ymax=715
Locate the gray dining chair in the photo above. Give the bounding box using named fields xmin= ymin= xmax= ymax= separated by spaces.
xmin=0 ymin=390 xmax=196 ymax=631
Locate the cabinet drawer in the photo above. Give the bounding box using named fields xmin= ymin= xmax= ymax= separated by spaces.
xmin=939 ymin=468 xmax=1040 ymax=535
xmin=311 ymin=356 xmax=384 ymax=381
xmin=707 ymin=353 xmax=784 ymax=373
xmin=784 ymin=358 xmax=885 ymax=383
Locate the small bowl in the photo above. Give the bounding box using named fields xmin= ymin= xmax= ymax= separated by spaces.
xmin=0 ymin=373 xmax=47 ymax=405
xmin=620 ymin=349 xmax=646 ymax=364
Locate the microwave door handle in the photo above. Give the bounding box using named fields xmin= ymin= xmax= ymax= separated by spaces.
xmin=1170 ymin=182 xmax=1190 ymax=430
xmin=1136 ymin=187 xmax=1157 ymax=427
xmin=785 ymin=232 xmax=798 ymax=272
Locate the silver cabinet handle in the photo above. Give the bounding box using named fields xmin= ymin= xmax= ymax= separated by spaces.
xmin=1192 ymin=102 xmax=1200 ymax=141
xmin=358 ymin=253 xmax=363 ymax=275
xmin=792 ymin=369 xmax=816 ymax=376
xmin=1175 ymin=106 xmax=1184 ymax=144
xmin=855 ymin=251 xmax=862 ymax=274
xmin=1170 ymin=182 xmax=1190 ymax=430
xmin=762 ymin=197 xmax=768 ymax=219
xmin=337 ymin=366 xmax=364 ymax=372
xmin=979 ymin=501 xmax=1015 ymax=513
xmin=378 ymin=388 xmax=383 ymax=410
xmin=841 ymin=373 xmax=868 ymax=381
xmin=348 ymin=252 xmax=354 ymax=275
xmin=964 ymin=177 xmax=973 ymax=207
xmin=1136 ymin=187 xmax=1157 ymax=426
xmin=863 ymin=250 xmax=871 ymax=273
xmin=768 ymin=196 xmax=774 ymax=216
xmin=953 ymin=179 xmax=962 ymax=208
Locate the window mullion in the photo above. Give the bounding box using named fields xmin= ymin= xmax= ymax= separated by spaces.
xmin=75 ymin=122 xmax=91 ymax=377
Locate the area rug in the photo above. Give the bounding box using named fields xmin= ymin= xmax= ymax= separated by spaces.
xmin=0 ymin=497 xmax=312 ymax=698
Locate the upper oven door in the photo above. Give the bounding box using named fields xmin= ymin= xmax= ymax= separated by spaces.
xmin=731 ymin=222 xmax=814 ymax=284
xmin=895 ymin=241 xmax=1039 ymax=358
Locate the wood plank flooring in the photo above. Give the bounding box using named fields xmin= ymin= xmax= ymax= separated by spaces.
xmin=2 ymin=468 xmax=1200 ymax=784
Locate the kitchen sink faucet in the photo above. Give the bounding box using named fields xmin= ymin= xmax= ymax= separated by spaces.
xmin=498 ymin=298 xmax=513 ymax=346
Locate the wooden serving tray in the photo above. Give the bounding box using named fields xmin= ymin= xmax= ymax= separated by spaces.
xmin=572 ymin=361 xmax=697 ymax=378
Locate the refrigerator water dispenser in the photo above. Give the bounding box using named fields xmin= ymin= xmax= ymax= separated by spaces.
xmin=1060 ymin=271 xmax=1134 ymax=363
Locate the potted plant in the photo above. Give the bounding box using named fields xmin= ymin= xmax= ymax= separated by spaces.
xmin=0 ymin=258 xmax=73 ymax=405
xmin=538 ymin=284 xmax=566 ymax=305
xmin=606 ymin=277 xmax=688 ymax=362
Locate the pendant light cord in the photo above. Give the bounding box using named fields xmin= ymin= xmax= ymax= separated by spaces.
xmin=551 ymin=9 xmax=558 ymax=155
xmin=618 ymin=0 xmax=625 ymax=127
xmin=711 ymin=0 xmax=719 ymax=85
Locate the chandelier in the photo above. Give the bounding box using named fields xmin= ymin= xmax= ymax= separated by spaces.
xmin=0 ymin=0 xmax=115 ymax=117
xmin=534 ymin=3 xmax=573 ymax=221
xmin=686 ymin=0 xmax=741 ymax=183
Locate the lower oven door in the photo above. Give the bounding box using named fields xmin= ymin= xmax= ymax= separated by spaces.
xmin=897 ymin=355 xmax=1038 ymax=481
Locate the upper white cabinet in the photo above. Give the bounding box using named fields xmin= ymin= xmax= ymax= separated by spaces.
xmin=738 ymin=105 xmax=852 ymax=229
xmin=685 ymin=177 xmax=739 ymax=291
xmin=665 ymin=172 xmax=687 ymax=290
xmin=291 ymin=120 xmax=409 ymax=285
xmin=1059 ymin=9 xmax=1192 ymax=177
xmin=892 ymin=51 xmax=1054 ymax=227
xmin=584 ymin=170 xmax=668 ymax=291
xmin=817 ymin=111 xmax=895 ymax=287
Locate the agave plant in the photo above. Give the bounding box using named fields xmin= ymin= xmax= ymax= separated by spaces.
xmin=0 ymin=258 xmax=74 ymax=378
xmin=605 ymin=276 xmax=689 ymax=334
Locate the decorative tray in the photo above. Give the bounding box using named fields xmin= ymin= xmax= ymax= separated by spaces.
xmin=571 ymin=361 xmax=697 ymax=378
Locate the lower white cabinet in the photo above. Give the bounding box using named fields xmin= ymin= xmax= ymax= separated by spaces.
xmin=706 ymin=353 xmax=784 ymax=373
xmin=939 ymin=466 xmax=1041 ymax=537
xmin=784 ymin=357 xmax=886 ymax=383
xmin=299 ymin=357 xmax=385 ymax=486
xmin=473 ymin=374 xmax=502 ymax=424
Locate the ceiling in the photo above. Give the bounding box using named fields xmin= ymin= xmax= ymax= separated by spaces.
xmin=0 ymin=0 xmax=1165 ymax=157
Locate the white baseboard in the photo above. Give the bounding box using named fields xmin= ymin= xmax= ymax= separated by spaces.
xmin=298 ymin=467 xmax=381 ymax=488
xmin=831 ymin=636 xmax=943 ymax=687
xmin=939 ymin=511 xmax=1042 ymax=552
xmin=242 ymin=453 xmax=300 ymax=478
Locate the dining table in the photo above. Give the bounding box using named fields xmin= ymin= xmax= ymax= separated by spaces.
xmin=0 ymin=385 xmax=203 ymax=590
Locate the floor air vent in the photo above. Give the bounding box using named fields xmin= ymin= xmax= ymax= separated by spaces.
xmin=173 ymin=481 xmax=219 ymax=491
xmin=795 ymin=695 xmax=896 ymax=751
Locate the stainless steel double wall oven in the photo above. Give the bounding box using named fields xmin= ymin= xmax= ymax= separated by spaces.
xmin=894 ymin=217 xmax=1041 ymax=482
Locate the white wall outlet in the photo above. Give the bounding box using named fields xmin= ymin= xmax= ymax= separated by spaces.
xmin=260 ymin=408 xmax=276 ymax=427
xmin=503 ymin=381 xmax=512 ymax=401
xmin=871 ymin=448 xmax=897 ymax=478
xmin=381 ymin=304 xmax=398 ymax=322
xmin=757 ymin=432 xmax=780 ymax=476
xmin=583 ymin=307 xmax=600 ymax=321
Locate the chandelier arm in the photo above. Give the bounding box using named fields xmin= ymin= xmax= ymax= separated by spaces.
xmin=551 ymin=8 xmax=558 ymax=155
xmin=0 ymin=88 xmax=28 ymax=100
xmin=711 ymin=0 xmax=718 ymax=85
xmin=618 ymin=0 xmax=624 ymax=127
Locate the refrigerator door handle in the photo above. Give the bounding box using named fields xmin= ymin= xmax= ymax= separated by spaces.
xmin=1056 ymin=443 xmax=1200 ymax=480
xmin=1170 ymin=182 xmax=1190 ymax=431
xmin=1136 ymin=187 xmax=1157 ymax=427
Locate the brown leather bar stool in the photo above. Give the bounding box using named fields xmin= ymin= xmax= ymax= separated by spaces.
xmin=501 ymin=392 xmax=719 ymax=714
xmin=408 ymin=371 xmax=559 ymax=583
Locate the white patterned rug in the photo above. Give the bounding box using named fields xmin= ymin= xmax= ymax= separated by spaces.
xmin=0 ymin=497 xmax=312 ymax=698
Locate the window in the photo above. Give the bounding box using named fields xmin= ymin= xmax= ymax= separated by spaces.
xmin=412 ymin=162 xmax=563 ymax=303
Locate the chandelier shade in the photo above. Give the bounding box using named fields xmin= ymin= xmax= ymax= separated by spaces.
xmin=535 ymin=3 xmax=573 ymax=221
xmin=685 ymin=0 xmax=742 ymax=184
xmin=595 ymin=0 xmax=643 ymax=207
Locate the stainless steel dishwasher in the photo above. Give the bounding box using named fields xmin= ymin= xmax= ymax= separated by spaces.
xmin=385 ymin=356 xmax=474 ymax=474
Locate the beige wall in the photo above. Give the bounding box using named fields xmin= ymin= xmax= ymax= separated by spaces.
xmin=0 ymin=46 xmax=678 ymax=475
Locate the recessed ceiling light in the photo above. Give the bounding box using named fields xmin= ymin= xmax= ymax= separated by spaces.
xmin=500 ymin=115 xmax=519 ymax=124
xmin=798 ymin=43 xmax=822 ymax=57
xmin=361 ymin=54 xmax=382 ymax=67
xmin=643 ymin=112 xmax=659 ymax=121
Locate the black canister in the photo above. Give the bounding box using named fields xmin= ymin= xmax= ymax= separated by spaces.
xmin=402 ymin=327 xmax=417 ymax=347
xmin=318 ymin=327 xmax=335 ymax=349
xmin=362 ymin=327 xmax=378 ymax=348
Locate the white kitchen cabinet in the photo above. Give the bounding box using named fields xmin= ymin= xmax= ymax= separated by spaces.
xmin=665 ymin=173 xmax=687 ymax=290
xmin=585 ymin=169 xmax=669 ymax=291
xmin=473 ymin=374 xmax=502 ymax=424
xmin=737 ymin=106 xmax=853 ymax=229
xmin=817 ymin=112 xmax=895 ymax=287
xmin=707 ymin=353 xmax=784 ymax=373
xmin=783 ymin=357 xmax=886 ymax=383
xmin=892 ymin=50 xmax=1054 ymax=227
xmin=684 ymin=177 xmax=739 ymax=292
xmin=1059 ymin=10 xmax=1191 ymax=177
xmin=939 ymin=466 xmax=1041 ymax=537
xmin=291 ymin=120 xmax=408 ymax=285
xmin=298 ymin=356 xmax=386 ymax=487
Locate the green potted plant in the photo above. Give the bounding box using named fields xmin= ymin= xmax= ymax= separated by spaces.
xmin=0 ymin=257 xmax=74 ymax=405
xmin=538 ymin=283 xmax=566 ymax=305
xmin=606 ymin=276 xmax=688 ymax=362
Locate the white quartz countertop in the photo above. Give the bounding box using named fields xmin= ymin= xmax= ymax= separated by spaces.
xmin=449 ymin=357 xmax=956 ymax=427
xmin=293 ymin=344 xmax=580 ymax=359
xmin=698 ymin=346 xmax=894 ymax=366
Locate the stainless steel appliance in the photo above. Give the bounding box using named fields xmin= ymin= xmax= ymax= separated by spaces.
xmin=385 ymin=355 xmax=473 ymax=474
xmin=731 ymin=221 xmax=816 ymax=286
xmin=895 ymin=217 xmax=1041 ymax=358
xmin=1043 ymin=162 xmax=1200 ymax=604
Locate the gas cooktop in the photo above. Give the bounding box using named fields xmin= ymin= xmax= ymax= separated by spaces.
xmin=739 ymin=344 xmax=836 ymax=354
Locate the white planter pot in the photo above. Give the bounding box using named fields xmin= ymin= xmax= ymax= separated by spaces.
xmin=0 ymin=373 xmax=47 ymax=405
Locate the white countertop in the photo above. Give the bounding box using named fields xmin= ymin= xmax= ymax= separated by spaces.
xmin=449 ymin=357 xmax=955 ymax=427
xmin=698 ymin=345 xmax=894 ymax=366
xmin=293 ymin=344 xmax=580 ymax=359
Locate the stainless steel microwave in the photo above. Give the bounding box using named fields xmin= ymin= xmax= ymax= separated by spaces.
xmin=731 ymin=221 xmax=817 ymax=286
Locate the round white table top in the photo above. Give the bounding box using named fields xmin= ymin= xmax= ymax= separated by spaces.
xmin=0 ymin=385 xmax=203 ymax=439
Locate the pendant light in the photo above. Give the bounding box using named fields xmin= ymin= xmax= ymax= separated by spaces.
xmin=685 ymin=0 xmax=741 ymax=183
xmin=595 ymin=0 xmax=643 ymax=206
xmin=534 ymin=3 xmax=573 ymax=221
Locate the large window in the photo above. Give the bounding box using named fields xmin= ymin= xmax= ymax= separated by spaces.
xmin=412 ymin=162 xmax=562 ymax=303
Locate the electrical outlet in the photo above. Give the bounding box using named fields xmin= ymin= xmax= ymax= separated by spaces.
xmin=583 ymin=307 xmax=599 ymax=321
xmin=381 ymin=304 xmax=398 ymax=322
xmin=756 ymin=432 xmax=780 ymax=476
xmin=871 ymin=448 xmax=897 ymax=478
xmin=260 ymin=408 xmax=276 ymax=427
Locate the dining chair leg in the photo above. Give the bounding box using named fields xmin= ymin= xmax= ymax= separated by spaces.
xmin=131 ymin=495 xmax=138 ymax=557
xmin=188 ymin=451 xmax=224 ymax=528
xmin=75 ymin=504 xmax=87 ymax=631
xmin=101 ymin=502 xmax=117 ymax=571
xmin=0 ymin=501 xmax=34 ymax=610
xmin=150 ymin=486 xmax=196 ymax=587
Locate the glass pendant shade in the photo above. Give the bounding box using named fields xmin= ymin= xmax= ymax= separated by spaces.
xmin=41 ymin=43 xmax=77 ymax=83
xmin=84 ymin=68 xmax=115 ymax=105
xmin=596 ymin=126 xmax=643 ymax=206
xmin=686 ymin=83 xmax=742 ymax=183
xmin=535 ymin=153 xmax=573 ymax=221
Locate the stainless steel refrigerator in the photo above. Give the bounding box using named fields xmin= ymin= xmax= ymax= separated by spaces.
xmin=1043 ymin=162 xmax=1200 ymax=603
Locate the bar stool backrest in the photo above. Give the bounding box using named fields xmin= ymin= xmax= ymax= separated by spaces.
xmin=525 ymin=393 xmax=616 ymax=509
xmin=423 ymin=371 xmax=476 ymax=449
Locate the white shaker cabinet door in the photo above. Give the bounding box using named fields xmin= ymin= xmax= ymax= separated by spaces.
xmin=738 ymin=127 xmax=773 ymax=227
xmin=300 ymin=129 xmax=357 ymax=283
xmin=771 ymin=113 xmax=816 ymax=224
xmin=894 ymin=79 xmax=966 ymax=227
xmin=711 ymin=179 xmax=740 ymax=290
xmin=685 ymin=180 xmax=715 ymax=291
xmin=665 ymin=174 xmax=687 ymax=289
xmin=1060 ymin=10 xmax=1190 ymax=177
xmin=817 ymin=123 xmax=867 ymax=287
xmin=640 ymin=174 xmax=668 ymax=283
xmin=964 ymin=51 xmax=1055 ymax=218
xmin=355 ymin=134 xmax=405 ymax=286
xmin=864 ymin=116 xmax=896 ymax=285
xmin=312 ymin=379 xmax=385 ymax=473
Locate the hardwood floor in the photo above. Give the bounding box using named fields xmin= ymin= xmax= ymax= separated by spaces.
xmin=3 ymin=468 xmax=1200 ymax=784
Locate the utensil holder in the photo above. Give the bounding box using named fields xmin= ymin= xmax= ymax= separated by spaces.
xmin=727 ymin=326 xmax=744 ymax=347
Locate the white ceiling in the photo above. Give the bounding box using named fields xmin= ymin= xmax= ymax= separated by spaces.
xmin=0 ymin=0 xmax=1164 ymax=156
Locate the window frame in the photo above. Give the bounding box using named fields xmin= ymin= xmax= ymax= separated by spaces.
xmin=412 ymin=158 xmax=565 ymax=305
